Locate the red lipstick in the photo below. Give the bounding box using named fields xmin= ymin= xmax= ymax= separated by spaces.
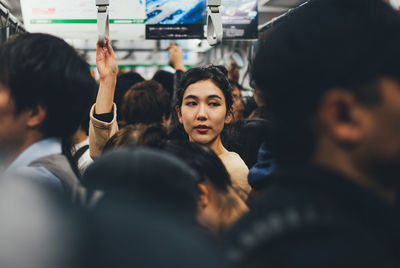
xmin=195 ymin=125 xmax=210 ymax=134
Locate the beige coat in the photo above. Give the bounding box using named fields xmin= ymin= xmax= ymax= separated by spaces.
xmin=88 ymin=103 xmax=119 ymax=159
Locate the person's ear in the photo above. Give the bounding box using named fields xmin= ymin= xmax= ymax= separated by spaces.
xmin=198 ymin=184 xmax=210 ymax=209
xmin=317 ymin=90 xmax=364 ymax=146
xmin=26 ymin=105 xmax=47 ymax=128
xmin=225 ymin=107 xmax=233 ymax=124
xmin=175 ymin=105 xmax=183 ymax=124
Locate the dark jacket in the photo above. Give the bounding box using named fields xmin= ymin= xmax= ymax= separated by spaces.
xmin=225 ymin=165 xmax=400 ymax=268
xmin=248 ymin=142 xmax=276 ymax=190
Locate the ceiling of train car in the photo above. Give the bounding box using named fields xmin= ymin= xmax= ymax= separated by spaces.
xmin=0 ymin=0 xmax=307 ymax=69
xmin=2 ymin=0 xmax=308 ymax=31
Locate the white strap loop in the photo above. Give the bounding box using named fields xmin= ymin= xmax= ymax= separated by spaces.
xmin=96 ymin=0 xmax=110 ymax=46
xmin=207 ymin=0 xmax=223 ymax=46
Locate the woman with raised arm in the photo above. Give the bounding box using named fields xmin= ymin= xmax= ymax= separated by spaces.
xmin=89 ymin=43 xmax=251 ymax=200
xmin=89 ymin=37 xmax=119 ymax=158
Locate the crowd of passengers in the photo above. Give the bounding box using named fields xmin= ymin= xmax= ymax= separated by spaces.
xmin=0 ymin=0 xmax=399 ymax=267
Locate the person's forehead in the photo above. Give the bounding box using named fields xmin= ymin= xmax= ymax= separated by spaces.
xmin=184 ymin=80 xmax=225 ymax=99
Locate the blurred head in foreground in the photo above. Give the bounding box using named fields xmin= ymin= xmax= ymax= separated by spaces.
xmin=253 ymin=0 xmax=400 ymax=193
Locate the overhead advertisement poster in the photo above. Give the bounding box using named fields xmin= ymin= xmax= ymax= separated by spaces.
xmin=20 ymin=0 xmax=146 ymax=40
xmin=221 ymin=0 xmax=258 ymax=39
xmin=145 ymin=0 xmax=207 ymax=39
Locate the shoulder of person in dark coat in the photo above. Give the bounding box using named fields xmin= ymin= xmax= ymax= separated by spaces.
xmin=224 ymin=167 xmax=400 ymax=268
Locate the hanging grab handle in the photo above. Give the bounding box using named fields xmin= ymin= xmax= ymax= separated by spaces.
xmin=207 ymin=0 xmax=223 ymax=46
xmin=5 ymin=11 xmax=10 ymax=40
xmin=96 ymin=0 xmax=110 ymax=46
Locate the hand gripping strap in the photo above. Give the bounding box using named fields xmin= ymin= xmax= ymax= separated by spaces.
xmin=96 ymin=0 xmax=110 ymax=46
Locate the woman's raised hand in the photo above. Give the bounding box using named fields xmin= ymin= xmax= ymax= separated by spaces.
xmin=96 ymin=36 xmax=118 ymax=81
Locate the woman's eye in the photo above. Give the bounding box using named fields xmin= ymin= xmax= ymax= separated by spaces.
xmin=185 ymin=102 xmax=197 ymax=106
xmin=209 ymin=102 xmax=221 ymax=107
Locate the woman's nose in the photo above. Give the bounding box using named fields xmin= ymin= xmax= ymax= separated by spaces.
xmin=196 ymin=104 xmax=207 ymax=120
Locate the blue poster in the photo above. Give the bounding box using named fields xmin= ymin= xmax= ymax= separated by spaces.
xmin=146 ymin=0 xmax=207 ymax=39
xmin=145 ymin=0 xmax=258 ymax=40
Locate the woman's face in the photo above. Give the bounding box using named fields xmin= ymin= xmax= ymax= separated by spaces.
xmin=178 ymin=79 xmax=231 ymax=145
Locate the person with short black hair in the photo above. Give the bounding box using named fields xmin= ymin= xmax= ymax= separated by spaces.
xmin=0 ymin=33 xmax=95 ymax=200
xmin=114 ymin=71 xmax=144 ymax=124
xmin=121 ymin=80 xmax=171 ymax=127
xmin=225 ymin=0 xmax=400 ymax=266
xmin=153 ymin=69 xmax=174 ymax=102
xmin=83 ymin=148 xmax=228 ymax=268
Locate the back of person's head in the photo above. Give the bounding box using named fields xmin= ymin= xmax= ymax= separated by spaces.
xmin=153 ymin=70 xmax=174 ymax=101
xmin=102 ymin=124 xmax=167 ymax=153
xmin=83 ymin=147 xmax=200 ymax=216
xmin=252 ymin=0 xmax=400 ymax=166
xmin=82 ymin=148 xmax=228 ymax=267
xmin=115 ymin=72 xmax=145 ymax=119
xmin=84 ymin=191 xmax=227 ymax=268
xmin=164 ymin=141 xmax=232 ymax=192
xmin=121 ymin=80 xmax=171 ymax=125
xmin=222 ymin=118 xmax=270 ymax=168
xmin=164 ymin=141 xmax=248 ymax=234
xmin=176 ymin=65 xmax=233 ymax=112
xmin=0 ymin=33 xmax=96 ymax=139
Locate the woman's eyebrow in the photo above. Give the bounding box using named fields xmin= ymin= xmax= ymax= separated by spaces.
xmin=184 ymin=95 xmax=222 ymax=100
xmin=207 ymin=95 xmax=222 ymax=100
xmin=184 ymin=95 xmax=198 ymax=100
